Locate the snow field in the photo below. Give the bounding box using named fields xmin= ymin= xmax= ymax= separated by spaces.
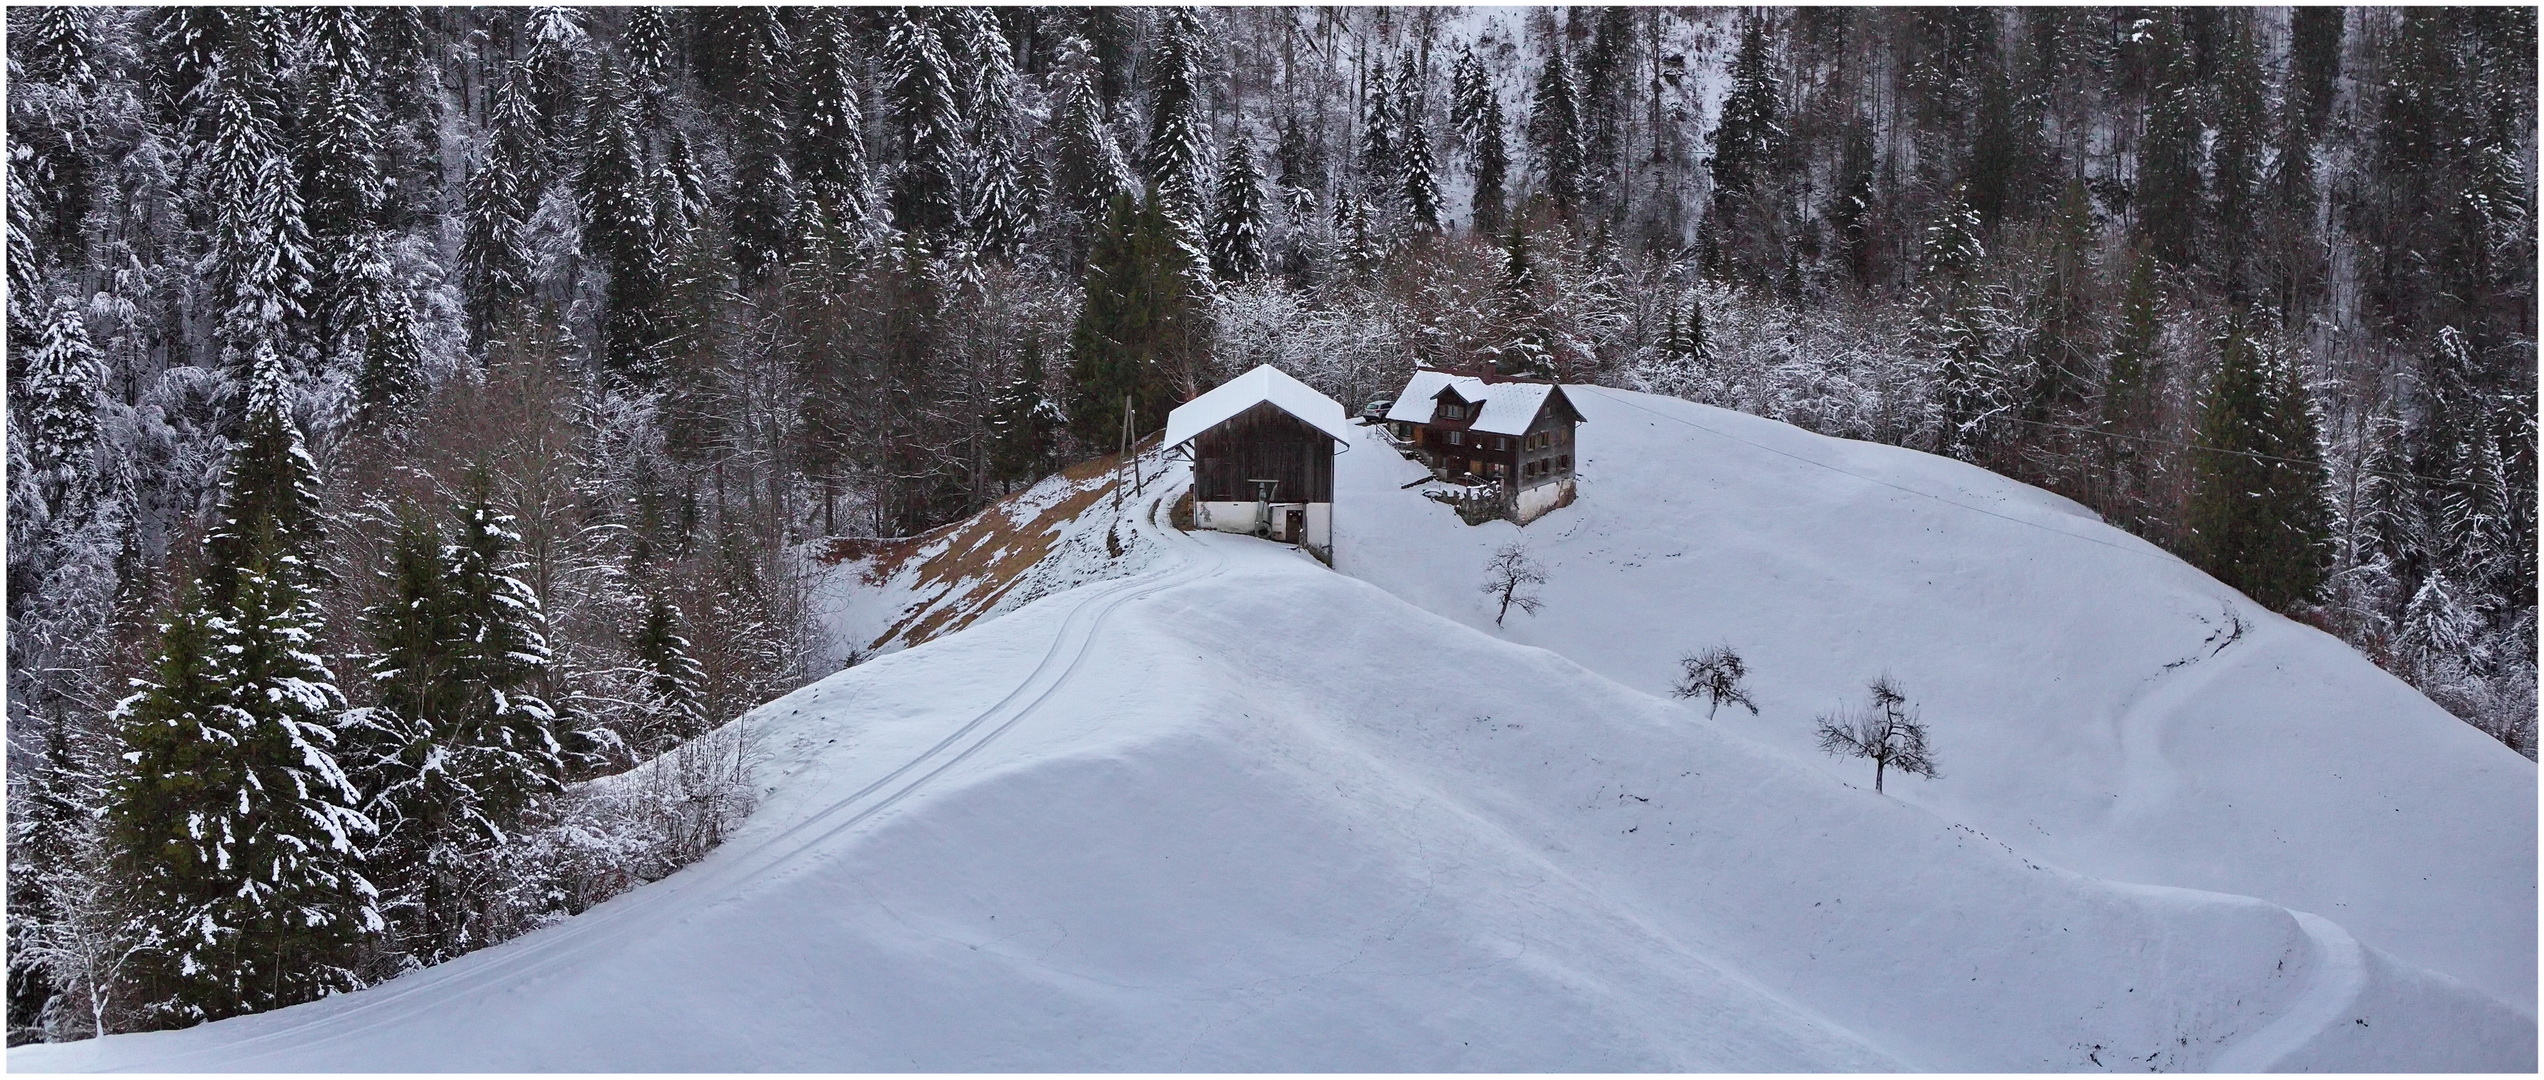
xmin=15 ymin=386 xmax=2532 ymax=1071
xmin=1333 ymin=384 xmax=2537 ymax=1021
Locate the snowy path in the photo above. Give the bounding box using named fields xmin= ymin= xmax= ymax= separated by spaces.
xmin=2208 ymin=913 xmax=2366 ymax=1073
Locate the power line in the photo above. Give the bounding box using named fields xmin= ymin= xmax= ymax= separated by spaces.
xmin=1997 ymin=415 xmax=2466 ymax=489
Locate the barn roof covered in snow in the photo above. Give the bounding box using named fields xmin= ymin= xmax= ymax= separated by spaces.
xmin=1384 ymin=371 xmax=1577 ymax=436
xmin=1163 ymin=365 xmax=1358 ymax=452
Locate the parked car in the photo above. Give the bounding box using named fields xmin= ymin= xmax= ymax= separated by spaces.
xmin=1359 ymin=398 xmax=1393 ymax=423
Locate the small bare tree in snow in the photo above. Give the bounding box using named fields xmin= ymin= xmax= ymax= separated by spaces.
xmin=1479 ymin=542 xmax=1547 ymax=627
xmin=1814 ymin=676 xmax=1938 ymax=793
xmin=1674 ymin=645 xmax=1758 ymax=717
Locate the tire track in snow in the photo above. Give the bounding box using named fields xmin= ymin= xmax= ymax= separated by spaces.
xmin=2207 ymin=912 xmax=2366 ymax=1073
xmin=116 ymin=467 xmax=1229 ymax=1071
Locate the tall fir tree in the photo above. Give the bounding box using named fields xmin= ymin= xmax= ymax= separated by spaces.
xmin=1144 ymin=8 xmax=1213 ymax=231
xmin=1709 ymin=16 xmax=1783 ymax=211
xmin=726 ymin=8 xmax=797 ymax=281
xmin=461 ymin=68 xmax=541 ymax=350
xmin=1209 ymin=140 xmax=1269 ymax=281
xmin=985 ymin=345 xmax=1064 ymax=489
xmin=1067 ymin=192 xmax=1203 ymax=449
xmin=1047 ymin=33 xmax=1135 ymax=258
xmin=1471 ymin=94 xmax=1510 ymax=236
xmin=630 ymin=594 xmax=709 ymax=751
xmin=107 ymin=516 xmax=376 ymax=1026
xmin=202 ymin=57 xmax=317 ymax=392
xmin=22 ymin=297 xmax=104 ymax=501
xmin=340 ymin=230 xmax=428 ymax=427
xmin=2184 ymin=316 xmax=2329 ymax=609
xmin=1358 ymin=56 xmax=1403 ymax=204
xmin=793 ymin=8 xmax=869 ymax=233
xmin=2136 ymin=22 xmax=2204 ymax=270
xmin=355 ymin=482 xmax=563 ymax=963
xmin=885 ymin=11 xmax=963 ymax=242
xmin=1526 ymin=39 xmax=1584 ymax=208
xmin=1449 ymin=43 xmax=1492 ymax=148
xmin=1400 ymin=116 xmax=1445 ymax=232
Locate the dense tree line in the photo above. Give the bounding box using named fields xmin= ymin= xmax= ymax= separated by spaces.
xmin=6 ymin=6 xmax=2533 ymax=1042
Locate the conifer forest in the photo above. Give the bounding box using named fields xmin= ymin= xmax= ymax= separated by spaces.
xmin=5 ymin=5 xmax=2535 ymax=1044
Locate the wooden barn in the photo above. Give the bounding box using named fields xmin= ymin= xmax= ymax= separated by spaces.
xmin=1384 ymin=370 xmax=1585 ymax=524
xmin=1163 ymin=366 xmax=1357 ymax=558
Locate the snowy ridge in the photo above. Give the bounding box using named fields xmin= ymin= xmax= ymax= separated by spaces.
xmin=15 ymin=389 xmax=2531 ymax=1071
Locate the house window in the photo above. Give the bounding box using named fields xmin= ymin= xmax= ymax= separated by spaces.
xmin=1443 ymin=403 xmax=1466 ymax=420
xmin=1494 ymin=436 xmax=1507 ymax=451
xmin=1446 ymin=429 xmax=1463 ymax=446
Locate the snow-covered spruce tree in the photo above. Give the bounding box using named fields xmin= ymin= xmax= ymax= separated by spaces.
xmin=1358 ymin=57 xmax=1403 ymax=207
xmin=1400 ymin=116 xmax=1445 ymax=233
xmin=1068 ymin=191 xmax=1204 ymax=449
xmin=355 ymin=479 xmax=565 ymax=963
xmin=1815 ymin=676 xmax=1937 ymax=794
xmin=201 ymin=360 xmax=329 ymax=609
xmin=1708 ymin=14 xmax=1783 ymax=270
xmin=949 ymin=9 xmax=1034 ymax=261
xmin=106 ymin=378 xmax=378 ymax=1025
xmin=2099 ymin=245 xmax=2164 ymax=531
xmin=462 ymin=68 xmax=542 ymax=350
xmin=1526 ymin=39 xmax=1584 ymax=209
xmin=22 ymin=296 xmax=105 ymax=507
xmin=2183 ymin=316 xmax=2329 ymax=612
xmin=297 ymin=6 xmax=386 ymax=353
xmin=1490 ymin=221 xmax=1557 ymax=379
xmin=1144 ymin=7 xmax=1213 ymax=232
xmin=621 ymin=6 xmax=674 ymax=107
xmin=724 ymin=8 xmax=796 ymax=282
xmin=1922 ymin=194 xmax=2010 ymax=465
xmin=340 ymin=231 xmax=427 ymax=429
xmin=985 ymin=343 xmax=1064 ymax=490
xmin=1046 ymin=33 xmax=1134 ymax=254
xmin=1209 ymin=140 xmax=1269 ymax=282
xmin=2136 ymin=21 xmax=2203 ymax=271
xmin=201 ymin=57 xmax=317 ymax=392
xmin=885 ymin=10 xmax=962 ymax=243
xmin=1450 ymin=42 xmax=1491 ymax=148
xmin=577 ymin=62 xmax=662 ymax=385
xmin=2208 ymin=16 xmax=2268 ymax=292
xmin=1659 ymin=286 xmax=1710 ymax=366
xmin=1471 ymin=93 xmax=1510 ymax=237
xmin=631 ymin=594 xmax=709 ymax=753
xmin=792 ymin=8 xmax=868 ymax=235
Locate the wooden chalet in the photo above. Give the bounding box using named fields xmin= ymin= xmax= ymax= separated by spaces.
xmin=1163 ymin=365 xmax=1357 ymax=558
xmin=1383 ymin=370 xmax=1585 ymax=523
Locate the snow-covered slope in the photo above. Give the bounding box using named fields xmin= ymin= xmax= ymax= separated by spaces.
xmin=1335 ymin=384 xmax=2537 ymax=1016
xmin=16 ymin=388 xmax=2532 ymax=1072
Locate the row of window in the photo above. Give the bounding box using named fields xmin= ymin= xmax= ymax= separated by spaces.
xmin=1441 ymin=428 xmax=1566 ymax=451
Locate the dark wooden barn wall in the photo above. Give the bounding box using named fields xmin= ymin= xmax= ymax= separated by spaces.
xmin=1191 ymin=402 xmax=1336 ymax=503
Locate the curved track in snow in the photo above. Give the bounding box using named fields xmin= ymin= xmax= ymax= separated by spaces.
xmin=107 ymin=480 xmax=1229 ymax=1072
xmin=2208 ymin=913 xmax=2367 ymax=1073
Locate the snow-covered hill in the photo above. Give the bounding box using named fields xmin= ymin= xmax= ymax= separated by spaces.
xmin=14 ymin=388 xmax=2532 ymax=1071
xmin=1333 ymin=385 xmax=2538 ymax=1017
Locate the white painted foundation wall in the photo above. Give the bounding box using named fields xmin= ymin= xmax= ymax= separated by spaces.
xmin=1512 ymin=479 xmax=1573 ymax=524
xmin=1196 ymin=499 xmax=1332 ymax=553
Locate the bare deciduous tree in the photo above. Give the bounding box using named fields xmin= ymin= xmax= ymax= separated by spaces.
xmin=1674 ymin=645 xmax=1758 ymax=718
xmin=1814 ymin=676 xmax=1938 ymax=794
xmin=1479 ymin=541 xmax=1547 ymax=627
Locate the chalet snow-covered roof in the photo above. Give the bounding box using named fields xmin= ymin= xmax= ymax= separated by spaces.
xmin=1163 ymin=365 xmax=1357 ymax=452
xmin=1384 ymin=371 xmax=1571 ymax=436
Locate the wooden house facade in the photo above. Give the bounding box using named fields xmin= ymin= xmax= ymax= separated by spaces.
xmin=1384 ymin=371 xmax=1585 ymax=524
xmin=1163 ymin=366 xmax=1357 ymax=557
